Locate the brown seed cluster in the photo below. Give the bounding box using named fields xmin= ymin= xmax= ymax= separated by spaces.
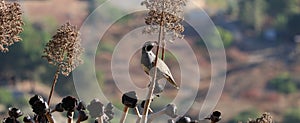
xmin=248 ymin=112 xmax=273 ymax=123
xmin=43 ymin=22 xmax=84 ymax=76
xmin=145 ymin=10 xmax=184 ymax=32
xmin=141 ymin=0 xmax=187 ymax=42
xmin=0 ymin=0 xmax=24 ymax=53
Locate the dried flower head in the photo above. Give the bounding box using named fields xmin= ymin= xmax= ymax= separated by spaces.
xmin=141 ymin=0 xmax=187 ymax=42
xmin=0 ymin=0 xmax=24 ymax=53
xmin=248 ymin=112 xmax=273 ymax=123
xmin=43 ymin=22 xmax=84 ymax=76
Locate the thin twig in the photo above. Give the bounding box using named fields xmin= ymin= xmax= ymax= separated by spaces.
xmin=135 ymin=107 xmax=142 ymax=123
xmin=67 ymin=112 xmax=74 ymax=123
xmin=141 ymin=4 xmax=166 ymax=123
xmin=120 ymin=106 xmax=129 ymax=123
xmin=160 ymin=0 xmax=167 ymax=61
xmin=76 ymin=118 xmax=80 ymax=123
xmin=45 ymin=112 xmax=55 ymax=123
xmin=97 ymin=116 xmax=104 ymax=123
xmin=47 ymin=68 xmax=60 ymax=105
xmin=147 ymin=109 xmax=165 ymax=123
xmin=161 ymin=31 xmax=166 ymax=60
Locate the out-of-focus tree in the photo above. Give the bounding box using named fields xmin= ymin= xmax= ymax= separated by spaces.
xmin=266 ymin=72 xmax=297 ymax=94
xmin=228 ymin=109 xmax=259 ymax=123
xmin=238 ymin=0 xmax=267 ymax=32
xmin=287 ymin=14 xmax=300 ymax=37
xmin=283 ymin=108 xmax=300 ymax=123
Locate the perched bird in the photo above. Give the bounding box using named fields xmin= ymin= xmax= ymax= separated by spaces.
xmin=141 ymin=41 xmax=179 ymax=89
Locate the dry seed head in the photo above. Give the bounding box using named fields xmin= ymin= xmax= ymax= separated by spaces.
xmin=43 ymin=22 xmax=84 ymax=76
xmin=142 ymin=0 xmax=187 ymax=42
xmin=0 ymin=0 xmax=24 ymax=53
xmin=248 ymin=112 xmax=273 ymax=123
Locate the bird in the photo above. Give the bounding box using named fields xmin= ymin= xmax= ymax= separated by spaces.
xmin=141 ymin=41 xmax=179 ymax=89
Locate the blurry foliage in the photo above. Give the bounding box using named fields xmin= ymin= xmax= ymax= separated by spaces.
xmin=0 ymin=18 xmax=76 ymax=96
xmin=98 ymin=42 xmax=115 ymax=54
xmin=287 ymin=14 xmax=300 ymax=37
xmin=267 ymin=72 xmax=297 ymax=94
xmin=87 ymin=0 xmax=125 ymax=23
xmin=238 ymin=0 xmax=266 ymax=32
xmin=283 ymin=108 xmax=300 ymax=123
xmin=0 ymin=88 xmax=27 ymax=107
xmin=217 ymin=27 xmax=234 ymax=48
xmin=224 ymin=0 xmax=300 ymax=36
xmin=20 ymin=19 xmax=51 ymax=61
xmin=0 ymin=88 xmax=13 ymax=106
xmin=204 ymin=26 xmax=233 ymax=49
xmin=87 ymin=0 xmax=106 ymax=14
xmin=206 ymin=0 xmax=229 ymax=13
xmin=96 ymin=70 xmax=105 ymax=88
xmin=228 ymin=109 xmax=259 ymax=123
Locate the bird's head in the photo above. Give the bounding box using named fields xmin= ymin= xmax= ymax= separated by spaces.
xmin=142 ymin=41 xmax=158 ymax=52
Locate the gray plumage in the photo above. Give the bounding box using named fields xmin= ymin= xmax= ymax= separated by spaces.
xmin=141 ymin=41 xmax=179 ymax=89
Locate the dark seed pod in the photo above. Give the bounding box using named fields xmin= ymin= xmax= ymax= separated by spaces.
xmin=77 ymin=101 xmax=86 ymax=111
xmin=61 ymin=96 xmax=78 ymax=112
xmin=141 ymin=100 xmax=146 ymax=108
xmin=78 ymin=110 xmax=89 ymax=122
xmin=210 ymin=111 xmax=221 ymax=122
xmin=54 ymin=103 xmax=64 ymax=112
xmin=29 ymin=95 xmax=44 ymax=106
xmin=87 ymin=99 xmax=104 ymax=118
xmin=23 ymin=115 xmax=33 ymax=123
xmin=140 ymin=99 xmax=153 ymax=108
xmin=32 ymin=100 xmax=49 ymax=115
xmin=122 ymin=91 xmax=138 ymax=108
xmin=8 ymin=107 xmax=23 ymax=118
xmin=3 ymin=117 xmax=19 ymax=123
xmin=176 ymin=116 xmax=191 ymax=123
xmin=104 ymin=103 xmax=114 ymax=121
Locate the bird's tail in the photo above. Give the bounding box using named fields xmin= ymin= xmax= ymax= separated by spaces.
xmin=166 ymin=77 xmax=179 ymax=89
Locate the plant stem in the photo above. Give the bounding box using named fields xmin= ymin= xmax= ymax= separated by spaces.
xmin=135 ymin=107 xmax=142 ymax=123
xmin=120 ymin=106 xmax=129 ymax=123
xmin=160 ymin=0 xmax=166 ymax=61
xmin=161 ymin=31 xmax=166 ymax=61
xmin=147 ymin=108 xmax=166 ymax=123
xmin=76 ymin=112 xmax=81 ymax=123
xmin=97 ymin=116 xmax=104 ymax=123
xmin=45 ymin=112 xmax=55 ymax=123
xmin=141 ymin=5 xmax=165 ymax=123
xmin=67 ymin=112 xmax=74 ymax=123
xmin=47 ymin=68 xmax=60 ymax=105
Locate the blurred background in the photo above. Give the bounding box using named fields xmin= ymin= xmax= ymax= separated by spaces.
xmin=0 ymin=0 xmax=300 ymax=122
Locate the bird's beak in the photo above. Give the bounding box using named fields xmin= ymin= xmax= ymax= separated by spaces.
xmin=151 ymin=41 xmax=158 ymax=46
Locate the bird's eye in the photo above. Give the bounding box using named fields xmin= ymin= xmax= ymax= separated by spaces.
xmin=146 ymin=45 xmax=153 ymax=51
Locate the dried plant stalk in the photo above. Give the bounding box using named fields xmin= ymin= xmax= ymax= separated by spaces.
xmin=120 ymin=106 xmax=129 ymax=123
xmin=67 ymin=112 xmax=74 ymax=123
xmin=141 ymin=10 xmax=165 ymax=123
xmin=141 ymin=0 xmax=186 ymax=122
xmin=0 ymin=0 xmax=24 ymax=53
xmin=43 ymin=22 xmax=84 ymax=105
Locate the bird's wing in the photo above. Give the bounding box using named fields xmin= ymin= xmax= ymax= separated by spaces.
xmin=156 ymin=58 xmax=179 ymax=89
xmin=142 ymin=64 xmax=150 ymax=75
